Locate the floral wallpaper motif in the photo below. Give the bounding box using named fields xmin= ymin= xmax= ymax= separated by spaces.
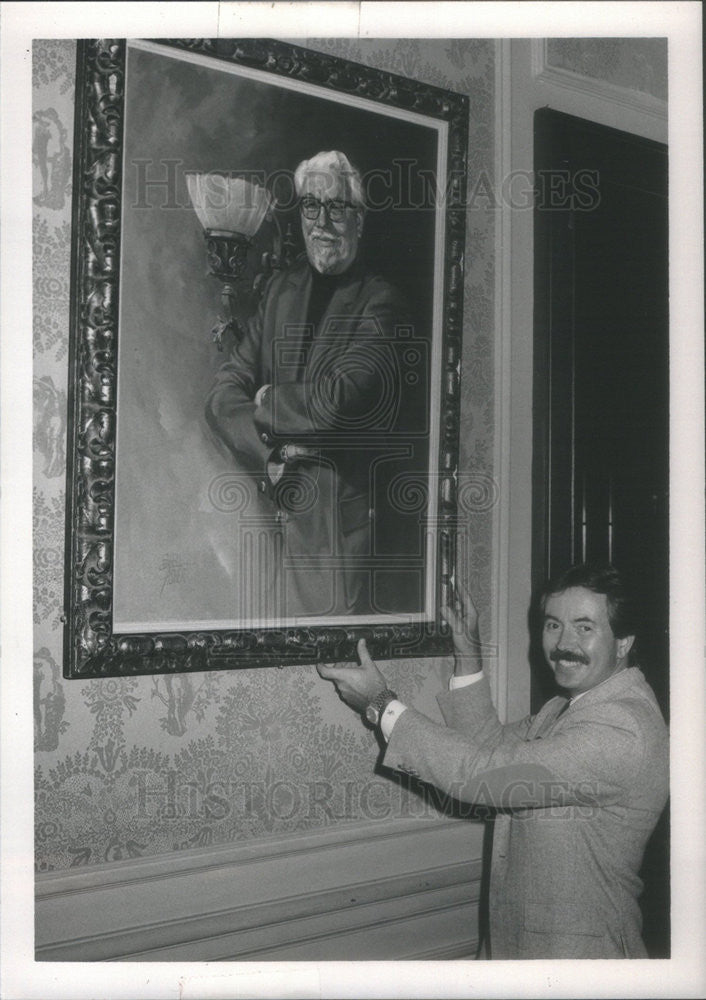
xmin=33 ymin=488 xmax=65 ymax=629
xmin=33 ymin=375 xmax=66 ymax=477
xmin=33 ymin=38 xmax=495 ymax=873
xmin=546 ymin=38 xmax=668 ymax=102
xmin=151 ymin=673 xmax=223 ymax=737
xmin=33 ymin=104 xmax=72 ymax=210
xmin=33 ymin=39 xmax=76 ymax=95
xmin=34 ymin=647 xmax=68 ymax=751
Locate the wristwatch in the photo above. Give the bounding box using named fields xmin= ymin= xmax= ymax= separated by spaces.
xmin=365 ymin=688 xmax=398 ymax=726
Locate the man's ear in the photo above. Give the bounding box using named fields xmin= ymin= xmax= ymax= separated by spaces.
xmin=616 ymin=634 xmax=635 ymax=662
xmin=356 ymin=209 xmax=365 ymax=237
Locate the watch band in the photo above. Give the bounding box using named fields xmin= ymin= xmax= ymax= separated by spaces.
xmin=365 ymin=688 xmax=398 ymax=726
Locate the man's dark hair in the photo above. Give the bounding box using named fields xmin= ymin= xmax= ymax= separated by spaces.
xmin=540 ymin=563 xmax=637 ymax=639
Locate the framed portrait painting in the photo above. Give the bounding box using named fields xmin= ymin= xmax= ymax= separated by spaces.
xmin=64 ymin=37 xmax=468 ymax=676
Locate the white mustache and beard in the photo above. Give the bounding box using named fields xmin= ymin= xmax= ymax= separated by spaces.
xmin=305 ymin=230 xmax=354 ymax=275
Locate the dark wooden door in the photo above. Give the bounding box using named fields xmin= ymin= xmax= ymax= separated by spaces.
xmin=532 ymin=109 xmax=669 ymax=956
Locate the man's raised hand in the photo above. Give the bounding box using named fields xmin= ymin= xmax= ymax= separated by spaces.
xmin=317 ymin=638 xmax=388 ymax=713
xmin=440 ymin=580 xmax=483 ymax=676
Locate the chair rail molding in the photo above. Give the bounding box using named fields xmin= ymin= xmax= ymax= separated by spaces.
xmin=36 ymin=815 xmax=484 ymax=962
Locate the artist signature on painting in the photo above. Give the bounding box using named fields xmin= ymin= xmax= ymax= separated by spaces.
xmin=158 ymin=553 xmax=191 ymax=595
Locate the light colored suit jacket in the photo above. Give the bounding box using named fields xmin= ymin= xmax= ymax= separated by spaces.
xmin=382 ymin=667 xmax=669 ymax=958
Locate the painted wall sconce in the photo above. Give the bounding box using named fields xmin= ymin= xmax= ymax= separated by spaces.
xmin=185 ymin=171 xmax=296 ymax=349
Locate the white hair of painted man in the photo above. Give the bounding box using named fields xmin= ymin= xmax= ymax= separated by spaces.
xmin=294 ymin=150 xmax=366 ymax=210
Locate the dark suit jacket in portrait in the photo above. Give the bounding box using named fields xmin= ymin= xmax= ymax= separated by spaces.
xmin=206 ymin=256 xmax=428 ymax=618
xmin=383 ymin=666 xmax=669 ymax=959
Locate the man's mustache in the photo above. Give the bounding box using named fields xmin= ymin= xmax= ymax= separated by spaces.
xmin=549 ymin=649 xmax=590 ymax=665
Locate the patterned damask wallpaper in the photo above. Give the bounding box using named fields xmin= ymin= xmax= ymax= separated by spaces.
xmin=33 ymin=38 xmax=496 ymax=872
xmin=546 ymin=38 xmax=668 ymax=102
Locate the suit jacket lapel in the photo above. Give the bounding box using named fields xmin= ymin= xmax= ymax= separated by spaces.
xmin=306 ymin=267 xmax=367 ymax=380
xmin=526 ymin=696 xmax=570 ymax=739
xmin=276 ymin=260 xmax=368 ymax=381
xmin=526 ymin=668 xmax=643 ymax=741
xmin=324 ymin=272 xmax=365 ymax=329
xmin=281 ymin=261 xmax=312 ymax=330
xmin=270 ymin=263 xmax=312 ymax=383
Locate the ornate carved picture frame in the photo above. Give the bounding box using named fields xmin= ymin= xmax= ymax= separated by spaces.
xmin=64 ymin=38 xmax=468 ymax=677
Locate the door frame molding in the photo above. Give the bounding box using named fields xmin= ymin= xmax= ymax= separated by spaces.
xmin=494 ymin=39 xmax=668 ymax=720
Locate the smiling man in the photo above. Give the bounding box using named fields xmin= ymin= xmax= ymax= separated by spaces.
xmin=317 ymin=563 xmax=669 ymax=959
xmin=542 ymin=583 xmax=636 ymax=696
